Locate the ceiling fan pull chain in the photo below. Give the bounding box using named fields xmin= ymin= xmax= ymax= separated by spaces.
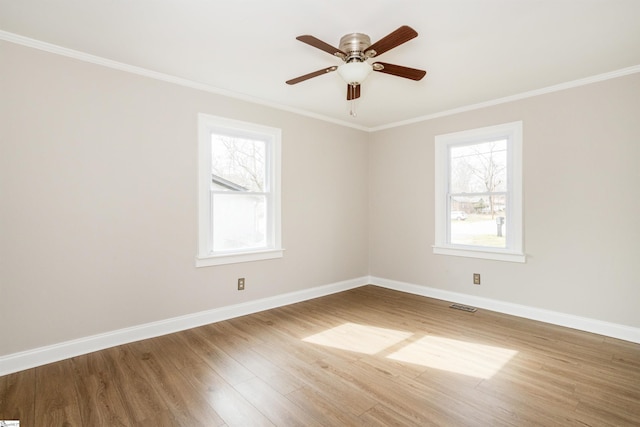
xmin=349 ymin=84 xmax=357 ymax=117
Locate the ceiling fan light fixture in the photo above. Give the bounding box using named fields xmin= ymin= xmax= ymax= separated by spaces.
xmin=337 ymin=61 xmax=372 ymax=85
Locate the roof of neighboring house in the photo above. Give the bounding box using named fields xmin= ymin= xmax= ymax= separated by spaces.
xmin=211 ymin=174 xmax=248 ymax=192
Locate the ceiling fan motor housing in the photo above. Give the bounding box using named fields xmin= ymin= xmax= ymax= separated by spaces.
xmin=339 ymin=33 xmax=372 ymax=62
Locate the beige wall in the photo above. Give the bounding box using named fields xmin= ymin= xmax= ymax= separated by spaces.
xmin=369 ymin=73 xmax=640 ymax=328
xmin=0 ymin=42 xmax=369 ymax=355
xmin=2 ymin=39 xmax=639 ymax=358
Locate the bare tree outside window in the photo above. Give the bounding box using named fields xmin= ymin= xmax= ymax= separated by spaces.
xmin=210 ymin=135 xmax=268 ymax=252
xmin=212 ymin=135 xmax=266 ymax=192
xmin=449 ymin=139 xmax=507 ymax=248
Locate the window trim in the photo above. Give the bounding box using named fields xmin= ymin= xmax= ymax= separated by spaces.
xmin=434 ymin=121 xmax=525 ymax=263
xmin=197 ymin=114 xmax=283 ymax=267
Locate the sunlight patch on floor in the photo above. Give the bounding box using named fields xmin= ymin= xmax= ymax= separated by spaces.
xmin=386 ymin=335 xmax=518 ymax=379
xmin=303 ymin=323 xmax=518 ymax=379
xmin=302 ymin=322 xmax=412 ymax=354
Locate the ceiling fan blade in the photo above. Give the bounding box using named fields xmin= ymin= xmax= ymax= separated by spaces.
xmin=286 ymin=66 xmax=337 ymax=85
xmin=364 ymin=25 xmax=418 ymax=57
xmin=346 ymin=84 xmax=361 ymax=100
xmin=372 ymin=62 xmax=426 ymax=81
xmin=296 ymin=35 xmax=347 ymax=59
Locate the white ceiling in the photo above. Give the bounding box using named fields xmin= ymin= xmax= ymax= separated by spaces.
xmin=1 ymin=0 xmax=639 ymax=130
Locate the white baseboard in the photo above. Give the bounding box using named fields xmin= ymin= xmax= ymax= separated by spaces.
xmin=0 ymin=276 xmax=367 ymax=376
xmin=4 ymin=275 xmax=637 ymax=376
xmin=370 ymin=276 xmax=640 ymax=344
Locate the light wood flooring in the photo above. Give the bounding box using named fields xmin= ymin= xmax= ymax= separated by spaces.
xmin=2 ymin=285 xmax=640 ymax=426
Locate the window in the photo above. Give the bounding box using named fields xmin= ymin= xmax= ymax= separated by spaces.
xmin=197 ymin=114 xmax=282 ymax=266
xmin=434 ymin=121 xmax=524 ymax=262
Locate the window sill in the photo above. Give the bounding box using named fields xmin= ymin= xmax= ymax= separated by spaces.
xmin=433 ymin=245 xmax=525 ymax=263
xmin=196 ymin=248 xmax=284 ymax=267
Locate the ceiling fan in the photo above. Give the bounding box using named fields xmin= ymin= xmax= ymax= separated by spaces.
xmin=286 ymin=25 xmax=426 ymax=112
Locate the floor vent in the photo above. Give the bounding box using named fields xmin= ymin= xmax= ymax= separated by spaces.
xmin=449 ymin=303 xmax=477 ymax=313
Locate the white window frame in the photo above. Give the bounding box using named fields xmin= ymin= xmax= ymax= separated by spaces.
xmin=197 ymin=114 xmax=283 ymax=267
xmin=434 ymin=121 xmax=525 ymax=263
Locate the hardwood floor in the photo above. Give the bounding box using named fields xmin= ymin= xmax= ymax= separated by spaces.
xmin=2 ymin=285 xmax=640 ymax=426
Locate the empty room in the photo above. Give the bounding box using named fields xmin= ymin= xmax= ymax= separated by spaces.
xmin=1 ymin=1 xmax=639 ymax=425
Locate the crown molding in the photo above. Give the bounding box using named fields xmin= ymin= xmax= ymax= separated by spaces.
xmin=0 ymin=30 xmax=368 ymax=132
xmin=371 ymin=64 xmax=640 ymax=131
xmin=1 ymin=30 xmax=638 ymax=133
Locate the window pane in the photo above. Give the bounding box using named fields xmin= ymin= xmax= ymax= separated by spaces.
xmin=212 ymin=194 xmax=267 ymax=251
xmin=211 ymin=135 xmax=266 ymax=192
xmin=450 ymin=140 xmax=507 ymax=193
xmin=450 ymin=195 xmax=507 ymax=248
